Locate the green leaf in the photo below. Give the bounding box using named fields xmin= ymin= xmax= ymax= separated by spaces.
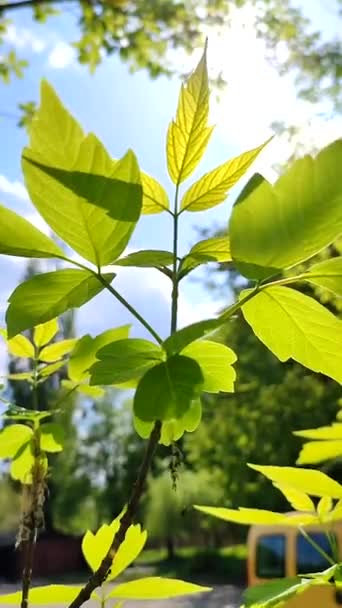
xmin=82 ymin=516 xmax=146 ymax=578
xmin=2 ymin=406 xmax=51 ymax=422
xmin=180 ymin=236 xmax=231 ymax=277
xmin=0 ymin=329 xmax=34 ymax=358
xmin=62 ymin=379 xmax=105 ymax=398
xmin=39 ymin=339 xmax=77 ymax=362
xmin=249 ymin=464 xmax=342 ymax=498
xmin=90 ymin=338 xmax=165 ymax=385
xmin=10 ymin=442 xmax=36 ymax=482
xmin=0 ymin=424 xmax=33 ymax=458
xmin=141 ymin=171 xmax=169 ymax=214
xmin=241 ymin=286 xmax=342 ymax=384
xmin=23 ymin=81 xmax=142 ymax=266
xmin=167 ymin=43 xmax=212 ymax=185
xmin=230 ymin=140 xmax=342 ymax=279
xmin=194 ymin=505 xmax=316 ymax=526
xmin=133 ymin=355 xmax=204 ymax=421
xmin=295 ymin=424 xmax=342 ymax=440
xmin=180 ymin=140 xmax=270 ymax=212
xmin=82 ymin=519 xmax=120 ymax=573
xmin=181 ymin=340 xmax=236 ymax=393
xmin=0 ymin=585 xmax=84 ymax=604
xmin=40 ymin=423 xmax=64 ymax=453
xmin=107 ymin=523 xmax=147 ymax=581
xmin=34 ymin=318 xmax=59 ymax=348
xmin=0 ymin=203 xmax=64 ymax=259
xmin=163 ymin=319 xmax=221 ymax=356
xmin=272 ymin=483 xmax=315 ymax=512
xmin=134 ymin=399 xmax=202 ymax=446
xmin=108 ymin=577 xmax=211 ymax=600
xmin=297 ymin=441 xmax=342 ymax=465
xmin=6 ymin=269 xmax=114 ymax=338
xmin=6 ymin=372 xmax=33 ymax=381
xmin=317 ymin=496 xmax=333 ymax=516
xmin=115 ymin=250 xmax=174 ymax=268
xmin=39 ymin=361 xmax=66 ymax=378
xmin=243 ymin=577 xmax=313 ymax=608
xmin=305 ymin=257 xmax=342 ymax=297
xmin=68 ymin=326 xmax=130 ymax=382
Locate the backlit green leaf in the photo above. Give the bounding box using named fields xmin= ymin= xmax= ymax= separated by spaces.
xmin=108 ymin=577 xmax=211 ymax=600
xmin=23 ymin=81 xmax=142 ymax=266
xmin=273 ymin=483 xmax=315 ymax=512
xmin=230 ymin=140 xmax=342 ymax=279
xmin=90 ymin=338 xmax=165 ymax=385
xmin=68 ymin=326 xmax=130 ymax=382
xmin=305 ymin=257 xmax=342 ymax=297
xmin=180 ymin=236 xmax=231 ymax=277
xmin=249 ymin=464 xmax=342 ymax=498
xmin=243 ymin=577 xmax=313 ymax=608
xmin=241 ymin=286 xmax=342 ymax=384
xmin=107 ymin=523 xmax=147 ymax=581
xmin=317 ymin=496 xmax=333 ymax=516
xmin=34 ymin=318 xmax=59 ymax=348
xmin=0 ymin=424 xmax=33 ymax=458
xmin=115 ymin=250 xmax=173 ymax=268
xmin=10 ymin=442 xmax=35 ymax=482
xmin=39 ymin=339 xmax=77 ymax=362
xmin=39 ymin=361 xmax=66 ymax=378
xmin=2 ymin=406 xmax=51 ymax=422
xmin=82 ymin=519 xmax=120 ymax=573
xmin=62 ymin=379 xmax=105 ymax=398
xmin=40 ymin=423 xmax=64 ymax=453
xmin=182 ymin=340 xmax=236 ymax=393
xmin=82 ymin=516 xmax=146 ymax=578
xmin=180 ymin=140 xmax=269 ymax=212
xmin=164 ymin=318 xmax=221 ymax=356
xmin=7 ymin=372 xmax=33 ymax=381
xmin=141 ymin=171 xmax=169 ymax=214
xmin=133 ymin=355 xmax=204 ymax=421
xmin=295 ymin=424 xmax=342 ymax=440
xmin=296 ymin=440 xmax=342 ymax=465
xmin=6 ymin=269 xmax=114 ymax=338
xmin=0 ymin=585 xmax=84 ymax=604
xmin=134 ymin=399 xmax=202 ymax=446
xmin=167 ymin=43 xmax=212 ymax=185
xmin=0 ymin=329 xmax=34 ymax=358
xmin=194 ymin=505 xmax=316 ymax=526
xmin=0 ymin=203 xmax=64 ymax=259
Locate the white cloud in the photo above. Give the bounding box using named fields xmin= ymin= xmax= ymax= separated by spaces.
xmin=4 ymin=24 xmax=46 ymax=53
xmin=47 ymin=41 xmax=76 ymax=69
xmin=0 ymin=175 xmax=29 ymax=202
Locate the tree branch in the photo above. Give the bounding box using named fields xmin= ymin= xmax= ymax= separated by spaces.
xmin=67 ymin=420 xmax=162 ymax=608
xmin=0 ymin=0 xmax=74 ymax=12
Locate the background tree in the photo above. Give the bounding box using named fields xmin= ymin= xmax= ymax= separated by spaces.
xmin=0 ymin=1 xmax=341 ymax=127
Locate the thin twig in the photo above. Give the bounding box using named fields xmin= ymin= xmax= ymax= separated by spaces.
xmin=67 ymin=420 xmax=161 ymax=608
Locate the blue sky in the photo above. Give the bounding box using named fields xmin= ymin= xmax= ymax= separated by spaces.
xmin=0 ymin=0 xmax=341 ymax=359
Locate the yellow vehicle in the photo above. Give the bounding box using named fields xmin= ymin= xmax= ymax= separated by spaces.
xmin=247 ymin=520 xmax=342 ymax=607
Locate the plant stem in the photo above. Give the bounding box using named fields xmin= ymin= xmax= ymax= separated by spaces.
xmin=171 ymin=184 xmax=180 ymax=334
xmin=20 ymin=355 xmax=40 ymax=608
xmin=67 ymin=420 xmax=161 ymax=608
xmin=96 ymin=274 xmax=163 ymax=345
xmin=299 ymin=527 xmax=335 ymax=567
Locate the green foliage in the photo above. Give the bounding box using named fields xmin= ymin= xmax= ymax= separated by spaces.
xmin=167 ymin=42 xmax=212 ymax=185
xmin=304 ymin=257 xmax=342 ymax=297
xmin=0 ymin=203 xmax=64 ymax=259
xmin=89 ymin=338 xmax=165 ymax=385
xmin=230 ymin=140 xmax=342 ymax=278
xmin=0 ymin=41 xmax=342 ymax=608
xmin=6 ymin=269 xmax=114 ymax=338
xmin=241 ymin=286 xmax=342 ymax=383
xmin=133 ymin=355 xmax=203 ymax=422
